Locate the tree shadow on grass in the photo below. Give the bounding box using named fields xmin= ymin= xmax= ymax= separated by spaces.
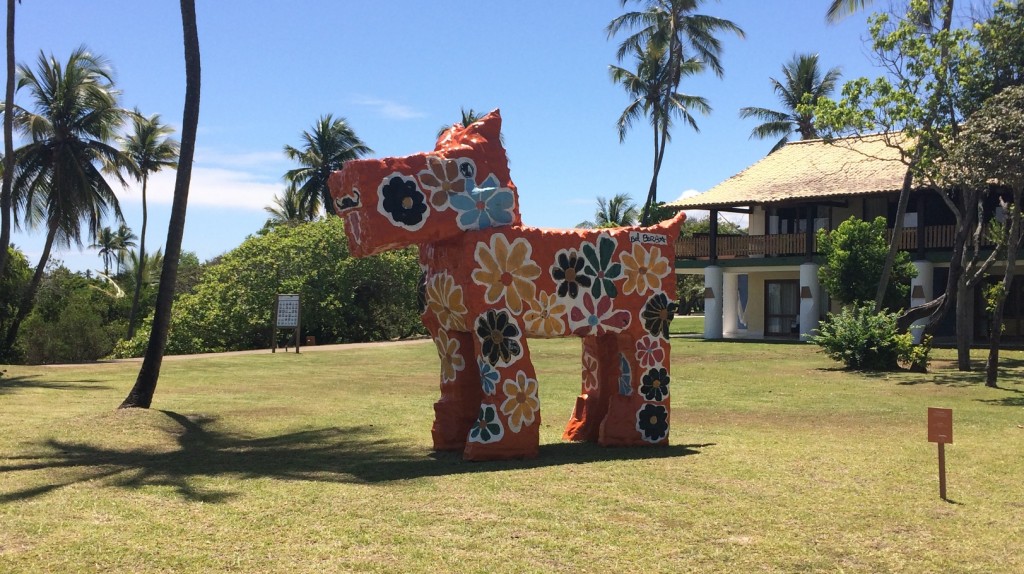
xmin=0 ymin=374 xmax=113 ymax=395
xmin=0 ymin=410 xmax=709 ymax=504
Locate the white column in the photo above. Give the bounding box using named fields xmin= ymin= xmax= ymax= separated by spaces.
xmin=703 ymin=265 xmax=724 ymax=339
xmin=799 ymin=262 xmax=821 ymax=342
xmin=722 ymin=272 xmax=738 ymax=336
xmin=910 ymin=260 xmax=935 ymax=344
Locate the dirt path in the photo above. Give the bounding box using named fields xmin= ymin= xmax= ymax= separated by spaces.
xmin=32 ymin=337 xmax=433 ymax=367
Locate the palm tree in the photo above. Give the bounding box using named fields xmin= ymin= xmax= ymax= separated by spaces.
xmin=284 ymin=115 xmax=372 ymax=219
xmin=739 ymin=53 xmax=842 ymax=153
xmin=610 ymin=43 xmax=709 ymax=225
xmin=120 ymin=110 xmax=178 ymax=338
xmin=0 ymin=0 xmax=16 ymax=281
xmin=90 ymin=225 xmax=118 ymax=276
xmin=608 ymin=0 xmax=744 ymax=224
xmin=124 ymin=247 xmax=163 ymax=292
xmin=578 ymin=193 xmax=640 ymax=228
xmin=113 ymin=223 xmax=137 ymax=275
xmin=263 ymin=185 xmax=313 ymax=230
xmin=121 ymin=0 xmax=200 ymax=410
xmin=6 ymin=46 xmax=128 ymax=350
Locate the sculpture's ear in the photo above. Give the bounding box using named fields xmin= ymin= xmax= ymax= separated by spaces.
xmin=462 ymin=109 xmax=502 ymax=143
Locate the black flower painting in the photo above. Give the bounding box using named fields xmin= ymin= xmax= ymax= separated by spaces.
xmin=636 ymin=403 xmax=669 ymax=443
xmin=550 ymin=249 xmax=592 ymax=299
xmin=380 ymin=175 xmax=428 ymax=228
xmin=476 ymin=309 xmax=523 ymax=366
xmin=642 ymin=292 xmax=678 ymax=338
xmin=639 ymin=367 xmax=670 ymax=401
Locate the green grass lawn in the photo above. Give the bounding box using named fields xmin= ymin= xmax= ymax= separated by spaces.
xmin=1 ymin=340 xmax=1022 ymax=573
xmin=670 ymin=314 xmax=704 ymax=335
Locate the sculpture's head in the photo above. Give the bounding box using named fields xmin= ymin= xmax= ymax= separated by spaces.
xmin=329 ymin=109 xmax=520 ymax=257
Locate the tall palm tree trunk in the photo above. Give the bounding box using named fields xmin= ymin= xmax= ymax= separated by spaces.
xmin=641 ymin=120 xmax=668 ymax=226
xmin=3 ymin=219 xmax=57 ymax=351
xmin=120 ymin=0 xmax=199 ymax=409
xmin=126 ymin=176 xmax=149 ymax=338
xmin=0 ymin=0 xmax=15 ymax=279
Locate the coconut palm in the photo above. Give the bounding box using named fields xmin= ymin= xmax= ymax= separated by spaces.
xmin=739 ymin=53 xmax=842 ymax=153
xmin=113 ymin=223 xmax=137 ymax=275
xmin=826 ymin=0 xmax=947 ymax=28
xmin=90 ymin=225 xmax=118 ymax=275
xmin=120 ymin=110 xmax=178 ymax=338
xmin=610 ymin=43 xmax=709 ymax=225
xmin=578 ymin=193 xmax=641 ymax=228
xmin=124 ymin=247 xmax=163 ymax=292
xmin=608 ymin=0 xmax=744 ymax=224
xmin=121 ymin=0 xmax=200 ymax=409
xmin=437 ymin=107 xmax=484 ymax=138
xmin=284 ymin=115 xmax=372 ymax=218
xmin=0 ymin=0 xmax=16 ymax=280
xmin=263 ymin=185 xmax=313 ymax=231
xmin=6 ymin=46 xmax=128 ymax=350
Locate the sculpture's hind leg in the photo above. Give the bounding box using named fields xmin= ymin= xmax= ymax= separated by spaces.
xmin=598 ymin=330 xmax=671 ymax=446
xmin=462 ymin=308 xmax=541 ymax=461
xmin=563 ymin=334 xmax=618 ymax=442
xmin=429 ymin=326 xmax=482 ymax=451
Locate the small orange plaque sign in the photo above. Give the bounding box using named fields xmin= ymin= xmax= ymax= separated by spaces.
xmin=928 ymin=407 xmax=953 ymax=444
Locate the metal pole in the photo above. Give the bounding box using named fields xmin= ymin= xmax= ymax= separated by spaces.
xmin=938 ymin=442 xmax=947 ymax=500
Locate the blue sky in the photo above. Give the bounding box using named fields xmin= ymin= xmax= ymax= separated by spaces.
xmin=11 ymin=1 xmax=883 ymax=273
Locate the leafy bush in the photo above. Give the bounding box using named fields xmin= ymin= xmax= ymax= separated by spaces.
xmin=20 ymin=286 xmax=120 ymax=364
xmin=816 ymin=216 xmax=916 ymax=311
xmin=809 ymin=303 xmax=930 ymax=371
xmin=0 ymin=247 xmax=32 ymax=362
xmin=112 ymin=218 xmax=423 ymax=357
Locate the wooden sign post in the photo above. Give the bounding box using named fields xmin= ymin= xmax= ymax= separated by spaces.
xmin=272 ymin=294 xmax=301 ymax=354
xmin=927 ymin=407 xmax=953 ymax=500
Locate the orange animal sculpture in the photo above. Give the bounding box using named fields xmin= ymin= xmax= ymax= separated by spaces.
xmin=329 ymin=110 xmax=685 ymax=461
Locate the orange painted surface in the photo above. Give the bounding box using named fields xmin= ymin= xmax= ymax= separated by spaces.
xmin=330 ymin=110 xmax=685 ymax=460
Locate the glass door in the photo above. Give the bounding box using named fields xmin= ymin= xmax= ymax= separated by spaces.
xmin=765 ymin=280 xmax=800 ymax=337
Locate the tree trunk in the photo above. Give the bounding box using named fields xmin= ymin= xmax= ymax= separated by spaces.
xmin=120 ymin=0 xmax=200 ymax=409
xmin=985 ymin=189 xmax=1023 ymax=387
xmin=954 ymin=274 xmax=973 ymax=371
xmin=126 ymin=176 xmax=149 ymax=339
xmin=874 ymin=164 xmax=915 ymax=312
xmin=3 ymin=219 xmax=56 ymax=351
xmin=640 ymin=122 xmax=663 ymax=226
xmin=0 ymin=0 xmax=15 ymax=279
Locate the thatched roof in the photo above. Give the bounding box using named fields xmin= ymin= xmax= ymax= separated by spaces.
xmin=667 ymin=133 xmax=917 ymax=210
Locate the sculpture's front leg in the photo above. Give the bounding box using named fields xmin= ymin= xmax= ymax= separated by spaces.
xmin=462 ymin=308 xmax=541 ymax=461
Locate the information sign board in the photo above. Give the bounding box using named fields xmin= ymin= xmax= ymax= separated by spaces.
xmin=927 ymin=407 xmax=953 ymax=444
xmin=276 ymin=294 xmax=300 ymax=328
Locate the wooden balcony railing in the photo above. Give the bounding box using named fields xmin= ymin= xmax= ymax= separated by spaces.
xmin=674 ymin=224 xmax=960 ymax=260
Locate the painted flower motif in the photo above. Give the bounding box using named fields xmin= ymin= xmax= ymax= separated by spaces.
xmin=425 ymin=272 xmax=468 ymax=331
xmin=478 ymin=357 xmax=500 ymax=395
xmin=500 ymin=370 xmax=540 ymax=433
xmin=619 ymin=242 xmax=671 ymax=296
xmin=581 ymin=235 xmax=623 ymax=298
xmin=550 ymin=249 xmax=592 ymax=299
xmin=569 ymin=292 xmax=632 ymax=336
xmin=471 ymin=234 xmax=541 ymax=315
xmin=476 ymin=309 xmax=523 ymax=367
xmin=618 ymin=353 xmax=632 ymax=396
xmin=523 ymin=291 xmax=567 ymax=336
xmin=418 ymin=155 xmax=467 ymax=210
xmin=434 ymin=329 xmax=465 ymax=385
xmin=379 ymin=174 xmax=428 ymax=230
xmin=635 ymin=335 xmax=665 ymax=369
xmin=582 ymin=346 xmax=599 ymax=392
xmin=636 ymin=403 xmax=669 ymax=443
xmin=640 ymin=367 xmax=670 ymax=401
xmin=468 ymin=403 xmax=504 ymax=444
xmin=642 ymin=292 xmax=678 ymax=339
xmin=450 ymin=175 xmax=515 ymax=230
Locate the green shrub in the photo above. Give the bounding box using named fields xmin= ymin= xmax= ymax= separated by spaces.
xmin=20 ymin=290 xmax=117 ymax=364
xmin=809 ymin=303 xmax=930 ymax=371
xmin=816 ymin=216 xmax=916 ymax=311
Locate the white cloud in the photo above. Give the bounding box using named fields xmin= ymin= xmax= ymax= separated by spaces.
xmin=673 ymin=188 xmax=701 ymax=202
xmin=116 ymin=166 xmax=281 ymax=211
xmin=351 ymin=96 xmax=425 ymax=120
